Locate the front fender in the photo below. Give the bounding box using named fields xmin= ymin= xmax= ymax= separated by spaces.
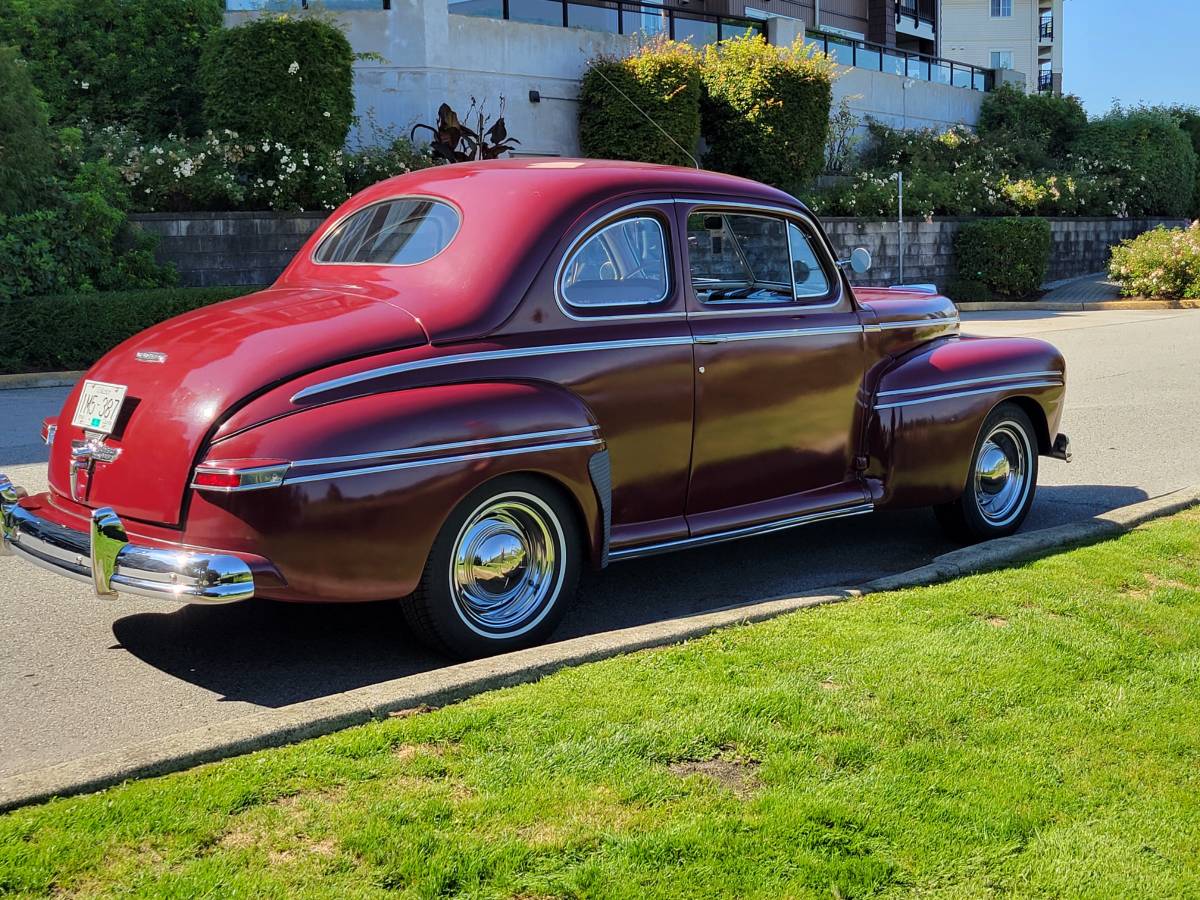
xmin=182 ymin=382 xmax=606 ymax=602
xmin=869 ymin=335 xmax=1066 ymax=509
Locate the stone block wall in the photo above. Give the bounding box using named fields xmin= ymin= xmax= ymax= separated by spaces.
xmin=133 ymin=211 xmax=1191 ymax=292
xmin=822 ymin=217 xmax=1190 ymax=289
xmin=131 ymin=211 xmax=328 ymax=287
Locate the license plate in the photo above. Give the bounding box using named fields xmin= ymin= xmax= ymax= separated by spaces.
xmin=71 ymin=380 xmax=128 ymax=435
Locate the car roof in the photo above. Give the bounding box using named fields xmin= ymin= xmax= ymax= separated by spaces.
xmin=278 ymin=159 xmax=809 ymax=342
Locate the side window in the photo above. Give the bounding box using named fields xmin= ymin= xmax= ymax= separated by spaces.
xmin=560 ymin=216 xmax=670 ymax=308
xmin=788 ymin=222 xmax=833 ymax=299
xmin=687 ymin=212 xmax=793 ymax=303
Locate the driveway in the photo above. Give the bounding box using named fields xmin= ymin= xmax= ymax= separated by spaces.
xmin=2 ymin=307 xmax=1198 ymax=780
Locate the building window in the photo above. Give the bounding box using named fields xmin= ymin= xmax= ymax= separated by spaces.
xmin=990 ymin=50 xmax=1014 ymax=70
xmin=990 ymin=0 xmax=1012 ymax=17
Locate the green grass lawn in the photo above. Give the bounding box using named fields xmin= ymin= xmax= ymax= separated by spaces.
xmin=4 ymin=511 xmax=1200 ymax=898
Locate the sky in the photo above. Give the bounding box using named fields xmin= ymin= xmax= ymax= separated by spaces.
xmin=1065 ymin=0 xmax=1200 ymax=113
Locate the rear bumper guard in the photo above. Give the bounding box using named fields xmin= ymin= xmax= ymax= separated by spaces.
xmin=0 ymin=474 xmax=254 ymax=603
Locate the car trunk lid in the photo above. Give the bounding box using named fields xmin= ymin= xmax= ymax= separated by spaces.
xmin=47 ymin=287 xmax=428 ymax=526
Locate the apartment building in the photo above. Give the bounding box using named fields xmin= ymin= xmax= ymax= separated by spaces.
xmin=940 ymin=0 xmax=1064 ymax=93
xmin=702 ymin=0 xmax=937 ymax=57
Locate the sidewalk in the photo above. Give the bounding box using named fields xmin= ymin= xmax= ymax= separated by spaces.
xmin=956 ymin=271 xmax=1200 ymax=311
xmin=1039 ymin=271 xmax=1122 ymax=304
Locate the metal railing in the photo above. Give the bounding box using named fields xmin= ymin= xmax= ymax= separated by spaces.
xmin=896 ymin=0 xmax=935 ymax=29
xmin=1038 ymin=70 xmax=1054 ymax=92
xmin=450 ymin=0 xmax=764 ymax=44
xmin=808 ymin=31 xmax=994 ymax=91
xmin=1039 ymin=13 xmax=1054 ymax=41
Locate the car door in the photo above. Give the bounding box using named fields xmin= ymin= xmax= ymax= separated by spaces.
xmin=680 ymin=200 xmax=870 ymax=535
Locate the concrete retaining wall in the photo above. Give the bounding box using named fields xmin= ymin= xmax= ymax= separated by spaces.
xmin=133 ymin=212 xmax=1189 ymax=291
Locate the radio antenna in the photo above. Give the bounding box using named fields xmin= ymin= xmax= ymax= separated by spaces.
xmin=592 ymin=66 xmax=700 ymax=169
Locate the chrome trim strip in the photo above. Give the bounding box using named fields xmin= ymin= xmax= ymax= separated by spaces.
xmin=291 ymin=336 xmax=694 ymax=402
xmin=874 ymin=316 xmax=960 ymax=330
xmin=290 ymin=426 xmax=600 ymax=469
xmin=608 ymin=502 xmax=874 ymax=561
xmin=874 ymin=380 xmax=1063 ymax=411
xmin=877 ymin=371 xmax=1062 ymax=398
xmin=695 ymin=324 xmax=864 ymax=344
xmin=282 ymin=437 xmax=604 ymax=486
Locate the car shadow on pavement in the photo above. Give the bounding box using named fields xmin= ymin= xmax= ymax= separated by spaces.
xmin=109 ymin=487 xmax=1147 ymax=708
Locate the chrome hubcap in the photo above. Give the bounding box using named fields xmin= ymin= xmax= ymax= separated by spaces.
xmin=973 ymin=422 xmax=1030 ymax=526
xmin=450 ymin=494 xmax=563 ymax=638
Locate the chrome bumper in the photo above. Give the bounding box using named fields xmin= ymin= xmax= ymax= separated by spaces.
xmin=0 ymin=474 xmax=254 ymax=603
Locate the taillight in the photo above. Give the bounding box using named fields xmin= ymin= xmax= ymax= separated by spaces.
xmin=41 ymin=418 xmax=57 ymax=446
xmin=192 ymin=459 xmax=290 ymax=493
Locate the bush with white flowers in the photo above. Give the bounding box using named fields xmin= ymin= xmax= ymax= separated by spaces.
xmin=1109 ymin=222 xmax=1200 ymax=300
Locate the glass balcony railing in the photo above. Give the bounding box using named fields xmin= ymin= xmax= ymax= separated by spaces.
xmin=449 ymin=0 xmax=763 ymax=46
xmin=810 ymin=32 xmax=994 ymax=92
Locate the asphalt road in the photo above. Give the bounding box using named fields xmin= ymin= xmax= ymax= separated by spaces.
xmin=2 ymin=308 xmax=1198 ymax=779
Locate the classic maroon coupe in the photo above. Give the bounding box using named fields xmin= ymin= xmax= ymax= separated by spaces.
xmin=1 ymin=160 xmax=1070 ymax=657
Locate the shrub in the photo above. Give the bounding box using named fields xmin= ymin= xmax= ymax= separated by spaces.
xmin=1167 ymin=106 xmax=1200 ymax=216
xmin=955 ymin=217 xmax=1050 ymax=299
xmin=200 ymin=16 xmax=355 ymax=154
xmin=0 ymin=159 xmax=175 ymax=301
xmin=0 ymin=286 xmax=253 ymax=374
xmin=701 ymin=34 xmax=834 ymax=187
xmin=0 ymin=0 xmax=222 ymax=136
xmin=943 ymin=278 xmax=991 ymax=304
xmin=87 ymin=123 xmax=435 ymax=212
xmin=0 ymin=46 xmax=55 ymax=215
xmin=1108 ymin=223 xmax=1200 ymax=300
xmin=579 ymin=37 xmax=701 ymax=167
xmin=978 ymin=83 xmax=1087 ymax=168
xmin=1070 ymin=107 xmax=1198 ymax=218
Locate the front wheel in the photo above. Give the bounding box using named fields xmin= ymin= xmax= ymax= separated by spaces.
xmin=403 ymin=475 xmax=580 ymax=659
xmin=935 ymin=402 xmax=1039 ymax=543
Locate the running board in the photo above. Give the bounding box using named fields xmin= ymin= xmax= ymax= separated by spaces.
xmin=607 ymin=503 xmax=875 ymax=562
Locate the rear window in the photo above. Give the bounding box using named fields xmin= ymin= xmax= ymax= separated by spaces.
xmin=315 ymin=198 xmax=459 ymax=265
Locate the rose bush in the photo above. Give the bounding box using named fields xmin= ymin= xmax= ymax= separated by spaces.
xmin=1108 ymin=223 xmax=1200 ymax=300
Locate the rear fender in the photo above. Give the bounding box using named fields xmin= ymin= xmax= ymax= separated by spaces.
xmin=869 ymin=336 xmax=1066 ymax=509
xmin=183 ymin=382 xmax=606 ymax=602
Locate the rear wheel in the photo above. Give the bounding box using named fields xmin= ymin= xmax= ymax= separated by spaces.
xmin=403 ymin=475 xmax=580 ymax=659
xmin=935 ymin=402 xmax=1039 ymax=543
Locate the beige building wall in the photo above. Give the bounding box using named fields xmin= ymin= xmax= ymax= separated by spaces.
xmin=940 ymin=0 xmax=1063 ymax=93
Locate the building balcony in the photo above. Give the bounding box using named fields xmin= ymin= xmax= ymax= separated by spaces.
xmin=810 ymin=31 xmax=993 ymax=91
xmin=1039 ymin=13 xmax=1054 ymax=42
xmin=895 ymin=0 xmax=935 ymax=42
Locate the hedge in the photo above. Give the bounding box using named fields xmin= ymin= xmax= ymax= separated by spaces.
xmin=0 ymin=0 xmax=223 ymax=137
xmin=701 ymin=34 xmax=834 ymax=187
xmin=955 ymin=217 xmax=1051 ymax=300
xmin=0 ymin=286 xmax=256 ymax=374
xmin=0 ymin=46 xmax=54 ymax=216
xmin=200 ymin=16 xmax=355 ymax=154
xmin=1071 ymin=108 xmax=1197 ymax=219
xmin=579 ymin=38 xmax=701 ymax=168
xmin=977 ymin=82 xmax=1087 ymax=170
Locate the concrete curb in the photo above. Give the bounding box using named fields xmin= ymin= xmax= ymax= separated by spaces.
xmin=0 ymin=371 xmax=83 ymax=391
xmin=3 ymin=485 xmax=1198 ymax=813
xmin=957 ymin=299 xmax=1200 ymax=312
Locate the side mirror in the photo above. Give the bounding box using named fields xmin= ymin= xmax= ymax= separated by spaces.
xmin=839 ymin=247 xmax=872 ymax=274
